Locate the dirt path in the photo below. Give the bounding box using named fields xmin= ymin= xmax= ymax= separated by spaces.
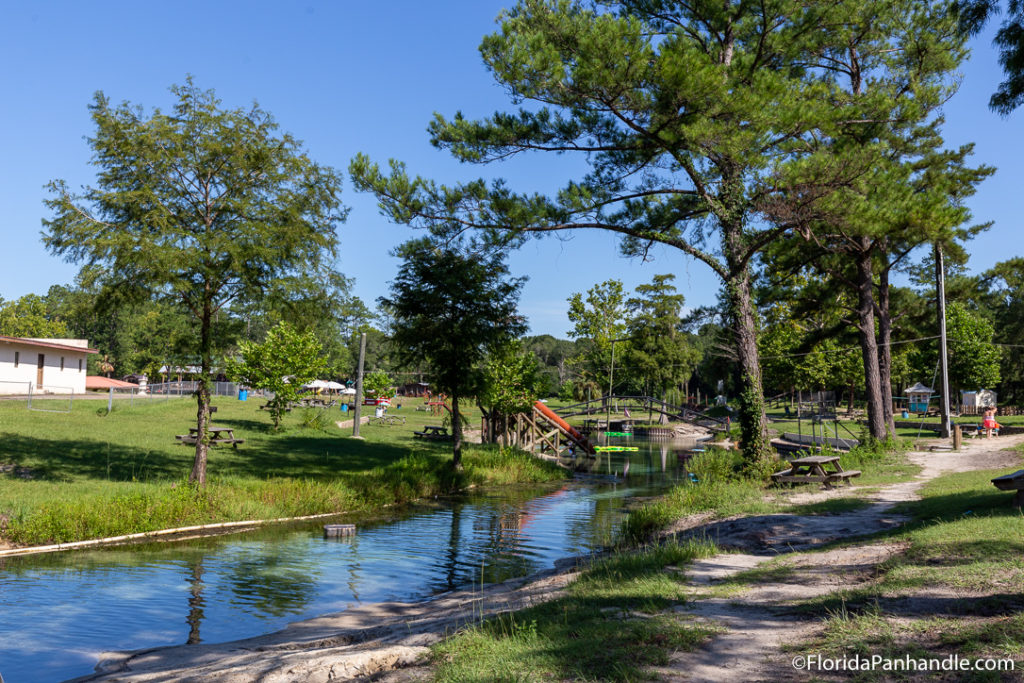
xmin=654 ymin=434 xmax=1024 ymax=682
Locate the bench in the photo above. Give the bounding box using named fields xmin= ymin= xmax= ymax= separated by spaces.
xmin=991 ymin=469 xmax=1024 ymax=507
xmin=413 ymin=425 xmax=450 ymax=440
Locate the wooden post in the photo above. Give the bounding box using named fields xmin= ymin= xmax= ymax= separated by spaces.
xmin=953 ymin=424 xmax=962 ymax=451
xmin=352 ymin=333 xmax=366 ymax=438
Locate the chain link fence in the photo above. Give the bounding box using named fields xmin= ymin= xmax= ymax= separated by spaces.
xmin=0 ymin=380 xmax=270 ymax=412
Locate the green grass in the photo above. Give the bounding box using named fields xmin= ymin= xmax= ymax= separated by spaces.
xmin=618 ymin=448 xmax=774 ymax=544
xmin=432 ymin=540 xmax=721 ymax=682
xmin=617 ymin=440 xmax=919 ymax=545
xmin=788 ymin=461 xmax=1024 ymax=675
xmin=0 ymin=396 xmax=568 ymax=545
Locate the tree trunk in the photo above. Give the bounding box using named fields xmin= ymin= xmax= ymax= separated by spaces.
xmin=189 ymin=301 xmax=212 ymax=486
xmin=877 ymin=261 xmax=896 ymax=438
xmin=854 ymin=244 xmax=887 ymax=441
xmin=451 ymin=393 xmax=463 ymax=470
xmin=722 ymin=257 xmax=772 ymax=474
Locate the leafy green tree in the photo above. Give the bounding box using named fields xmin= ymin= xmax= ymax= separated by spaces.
xmin=351 ymin=0 xmax=931 ymax=472
xmin=623 ymin=274 xmax=700 ymax=398
xmin=348 ymin=325 xmax=397 ymax=377
xmin=0 ymin=294 xmax=71 ymax=338
xmin=760 ymin=0 xmax=987 ymax=439
xmin=43 ymin=79 xmax=346 ymax=485
xmin=381 ymin=238 xmax=527 ymax=470
xmin=566 ymin=280 xmax=628 ymax=393
xmin=946 ymin=302 xmax=1001 ymax=392
xmin=955 ymin=0 xmax=1024 ymax=113
xmin=481 ymin=340 xmax=540 ymax=414
xmin=522 ymin=334 xmax=577 ymax=396
xmin=479 ymin=340 xmax=541 ymax=442
xmin=363 ymin=369 xmax=394 ymax=399
xmin=984 ymin=258 xmax=1024 ymax=402
xmin=225 ymin=322 xmax=325 ymax=430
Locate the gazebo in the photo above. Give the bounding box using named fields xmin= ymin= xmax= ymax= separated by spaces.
xmin=905 ymin=383 xmax=934 ymax=414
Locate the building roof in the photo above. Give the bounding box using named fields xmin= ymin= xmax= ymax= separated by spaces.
xmin=86 ymin=376 xmax=139 ymax=390
xmin=0 ymin=335 xmax=98 ymax=354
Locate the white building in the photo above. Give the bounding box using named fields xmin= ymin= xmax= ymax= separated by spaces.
xmin=0 ymin=336 xmax=98 ymax=395
xmin=960 ymin=389 xmax=997 ymax=414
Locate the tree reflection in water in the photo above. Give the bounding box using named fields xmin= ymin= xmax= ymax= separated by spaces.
xmin=226 ymin=550 xmax=321 ymax=619
xmin=185 ymin=556 xmax=205 ymax=644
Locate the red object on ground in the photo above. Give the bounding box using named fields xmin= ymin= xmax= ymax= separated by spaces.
xmin=85 ymin=376 xmax=139 ymax=390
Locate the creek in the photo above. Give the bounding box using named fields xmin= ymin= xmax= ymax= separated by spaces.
xmin=0 ymin=437 xmax=701 ymax=682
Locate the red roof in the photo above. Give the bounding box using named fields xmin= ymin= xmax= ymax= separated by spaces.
xmin=0 ymin=335 xmax=99 ymax=354
xmin=86 ymin=376 xmax=138 ymax=390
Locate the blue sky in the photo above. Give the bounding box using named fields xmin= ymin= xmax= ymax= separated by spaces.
xmin=0 ymin=1 xmax=1020 ymax=337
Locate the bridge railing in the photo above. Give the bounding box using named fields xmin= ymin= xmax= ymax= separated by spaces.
xmin=553 ymin=395 xmax=728 ymax=430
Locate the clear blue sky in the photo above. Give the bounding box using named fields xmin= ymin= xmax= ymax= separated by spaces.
xmin=1 ymin=2 xmax=1019 ymax=337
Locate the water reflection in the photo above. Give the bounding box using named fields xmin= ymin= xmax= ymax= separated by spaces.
xmin=0 ymin=438 xmax=701 ymax=682
xmin=185 ymin=557 xmax=205 ymax=645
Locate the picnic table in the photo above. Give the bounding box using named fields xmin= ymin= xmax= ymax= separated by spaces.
xmin=991 ymin=469 xmax=1024 ymax=507
xmin=413 ymin=424 xmax=450 ymax=440
xmin=771 ymin=455 xmax=860 ymax=490
xmin=175 ymin=426 xmax=245 ymax=449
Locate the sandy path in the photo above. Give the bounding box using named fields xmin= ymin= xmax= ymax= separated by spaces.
xmin=655 ymin=434 xmax=1024 ymax=682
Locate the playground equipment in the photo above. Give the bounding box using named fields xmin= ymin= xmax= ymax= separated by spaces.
xmin=481 ymin=402 xmax=595 ymax=458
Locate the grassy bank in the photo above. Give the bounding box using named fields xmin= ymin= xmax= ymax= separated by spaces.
xmin=619 ymin=440 xmax=919 ymax=544
xmin=0 ymin=396 xmax=568 ymax=546
xmin=433 ymin=539 xmax=721 ymax=682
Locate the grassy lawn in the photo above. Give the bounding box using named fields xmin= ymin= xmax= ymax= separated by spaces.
xmin=432 ymin=540 xmax=722 ymax=682
xmin=0 ymin=395 xmax=568 ymax=546
xmin=788 ymin=459 xmax=1024 ymax=678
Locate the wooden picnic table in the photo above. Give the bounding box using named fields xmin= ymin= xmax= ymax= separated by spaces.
xmin=175 ymin=426 xmax=245 ymax=449
xmin=771 ymin=455 xmax=860 ymax=490
xmin=991 ymin=469 xmax=1024 ymax=507
xmin=413 ymin=424 xmax=450 ymax=440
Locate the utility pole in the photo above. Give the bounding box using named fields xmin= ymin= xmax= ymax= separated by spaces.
xmin=606 ymin=338 xmax=628 ymax=430
xmin=935 ymin=244 xmax=952 ymax=439
xmin=352 ymin=332 xmax=367 ymax=438
xmin=607 ymin=340 xmax=617 ymax=431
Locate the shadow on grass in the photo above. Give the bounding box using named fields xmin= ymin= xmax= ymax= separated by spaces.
xmin=0 ymin=430 xmax=429 ymax=483
xmin=0 ymin=432 xmax=182 ymax=481
xmin=792 ymin=589 xmax=1024 ymax=619
xmin=238 ymin=435 xmax=436 ymax=479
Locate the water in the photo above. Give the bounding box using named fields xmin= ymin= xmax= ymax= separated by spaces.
xmin=0 ymin=439 xmax=699 ymax=682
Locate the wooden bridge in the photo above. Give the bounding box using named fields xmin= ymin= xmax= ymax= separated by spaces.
xmin=552 ymin=395 xmax=728 ymax=432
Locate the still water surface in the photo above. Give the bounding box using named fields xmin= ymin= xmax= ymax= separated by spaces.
xmin=0 ymin=439 xmax=698 ymax=682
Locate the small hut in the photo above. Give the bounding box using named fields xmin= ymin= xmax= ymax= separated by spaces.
xmin=960 ymin=389 xmax=997 ymax=415
xmin=905 ymin=383 xmax=933 ymax=414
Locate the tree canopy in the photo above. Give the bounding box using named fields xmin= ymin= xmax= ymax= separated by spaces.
xmin=226 ymin=322 xmax=326 ymax=430
xmin=351 ymin=0 xmax=967 ymax=473
xmin=380 ymin=237 xmax=527 ymax=469
xmin=44 ymin=78 xmax=347 ymax=485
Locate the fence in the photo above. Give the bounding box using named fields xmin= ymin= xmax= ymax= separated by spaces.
xmin=0 ymin=380 xmax=269 ymax=413
xmin=0 ymin=381 xmax=75 ymax=413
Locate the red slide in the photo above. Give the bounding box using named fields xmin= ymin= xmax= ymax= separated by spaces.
xmin=534 ymin=401 xmax=594 ymax=454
